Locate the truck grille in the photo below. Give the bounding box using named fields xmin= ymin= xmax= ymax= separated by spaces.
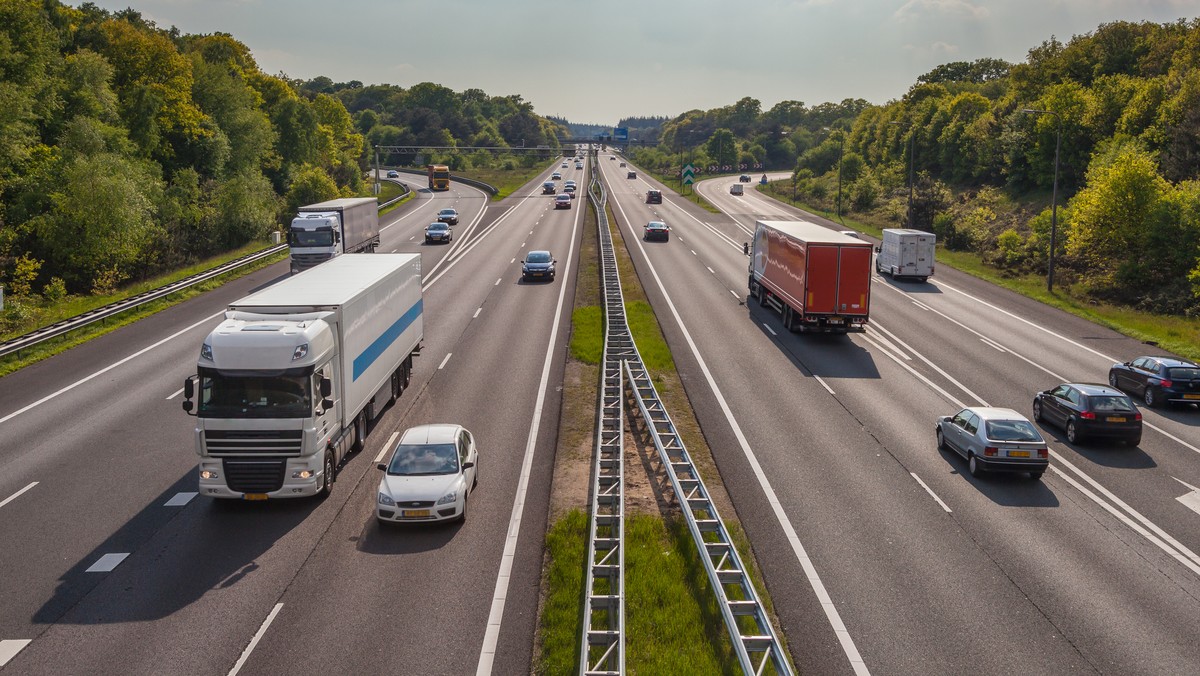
xmin=204 ymin=430 xmax=303 ymax=456
xmin=223 ymin=458 xmax=286 ymax=493
xmin=292 ymin=253 xmax=331 ymax=270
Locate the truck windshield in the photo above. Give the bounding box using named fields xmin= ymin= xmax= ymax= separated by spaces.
xmin=289 ymin=228 xmax=334 ymax=247
xmin=198 ymin=369 xmax=312 ymax=418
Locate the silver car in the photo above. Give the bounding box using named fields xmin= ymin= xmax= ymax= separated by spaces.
xmin=936 ymin=407 xmax=1049 ymax=479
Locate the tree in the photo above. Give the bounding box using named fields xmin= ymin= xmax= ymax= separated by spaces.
xmin=706 ymin=129 xmax=737 ymax=168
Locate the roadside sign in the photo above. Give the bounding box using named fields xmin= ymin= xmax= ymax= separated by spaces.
xmin=682 ymin=163 xmax=695 ymax=185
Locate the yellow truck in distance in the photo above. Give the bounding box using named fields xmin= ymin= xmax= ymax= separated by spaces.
xmin=427 ymin=164 xmax=450 ymax=191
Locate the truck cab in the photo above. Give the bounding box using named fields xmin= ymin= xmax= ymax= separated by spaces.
xmin=289 ymin=214 xmax=341 ymax=273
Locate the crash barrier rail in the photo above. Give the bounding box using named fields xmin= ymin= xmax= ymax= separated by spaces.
xmin=591 ymin=158 xmax=794 ymax=675
xmin=0 ymin=244 xmax=286 ymax=360
xmin=581 ymin=164 xmax=627 ymax=674
xmin=379 ymin=179 xmax=410 ymax=208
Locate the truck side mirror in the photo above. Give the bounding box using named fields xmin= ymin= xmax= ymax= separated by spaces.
xmin=874 ymin=246 xmax=881 ymax=253
xmin=182 ymin=400 xmax=193 ymax=413
xmin=743 ymin=242 xmax=749 ymax=255
xmin=320 ymin=377 xmax=332 ymax=398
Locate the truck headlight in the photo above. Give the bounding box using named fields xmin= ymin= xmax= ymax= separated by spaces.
xmin=436 ymin=491 xmax=457 ymax=506
xmin=200 ymin=343 xmax=213 ymax=361
xmin=378 ymin=492 xmax=395 ymax=506
xmin=292 ymin=343 xmax=309 ymax=361
xmin=292 ymin=469 xmax=314 ymax=479
xmin=200 ymin=469 xmax=219 ymax=479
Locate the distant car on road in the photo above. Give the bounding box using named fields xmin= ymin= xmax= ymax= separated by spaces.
xmin=436 ymin=208 xmax=459 ymax=225
xmin=1108 ymin=356 xmax=1200 ymax=408
xmin=730 ymin=184 xmax=744 ymax=195
xmin=575 ymin=162 xmax=583 ymax=170
xmin=610 ymin=155 xmax=617 ymax=160
xmin=646 ymin=189 xmax=662 ymax=204
xmin=551 ymin=171 xmax=562 ymax=180
xmin=376 ymin=424 xmax=478 ymax=525
xmin=542 ymin=181 xmax=556 ymax=194
xmin=561 ymin=162 xmax=568 ymax=168
xmin=386 ymin=170 xmax=400 ymax=178
xmin=554 ymin=194 xmax=572 ymax=209
xmin=424 ymin=222 xmax=452 ymax=244
xmin=1033 ymin=383 xmax=1142 ymax=445
xmin=619 ymin=161 xmax=627 ymax=167
xmin=739 ymin=174 xmax=751 ymax=182
xmin=936 ymin=407 xmax=1048 ymax=479
xmin=627 ymin=171 xmax=637 ymax=179
xmin=643 ymin=221 xmax=670 ymax=242
xmin=563 ymin=183 xmax=577 ymax=197
xmin=521 ymin=250 xmax=556 ymax=281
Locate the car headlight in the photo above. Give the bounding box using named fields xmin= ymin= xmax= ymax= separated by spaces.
xmin=436 ymin=491 xmax=458 ymax=506
xmin=377 ymin=492 xmax=395 ymax=506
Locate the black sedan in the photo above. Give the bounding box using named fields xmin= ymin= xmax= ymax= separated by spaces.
xmin=424 ymin=222 xmax=451 ymax=244
xmin=1109 ymin=356 xmax=1200 ymax=408
xmin=643 ymin=221 xmax=670 ymax=242
xmin=1032 ymin=383 xmax=1142 ymax=445
xmin=436 ymin=208 xmax=459 ymax=225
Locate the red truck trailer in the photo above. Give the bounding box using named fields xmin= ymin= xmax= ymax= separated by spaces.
xmin=748 ymin=220 xmax=873 ymax=333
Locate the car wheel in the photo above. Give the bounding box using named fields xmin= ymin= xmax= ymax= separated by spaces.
xmin=457 ymin=494 xmax=468 ymax=524
xmin=1108 ymin=371 xmax=1119 ymax=388
xmin=968 ymin=454 xmax=984 ymax=478
xmin=664 ymin=235 xmax=669 ymax=242
xmin=319 ymin=451 xmax=335 ymax=498
xmin=424 ymin=237 xmax=431 ymax=244
xmin=1066 ymin=419 xmax=1080 ymax=444
xmin=1032 ymin=400 xmax=1043 ymax=422
xmin=936 ymin=428 xmax=946 ymax=450
xmin=1143 ymin=386 xmax=1158 ymax=408
xmin=1029 ymin=471 xmax=1044 ymax=481
xmin=390 ymin=369 xmax=401 ymax=402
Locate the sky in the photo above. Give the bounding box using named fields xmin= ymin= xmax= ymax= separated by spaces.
xmin=86 ymin=0 xmax=1197 ymax=126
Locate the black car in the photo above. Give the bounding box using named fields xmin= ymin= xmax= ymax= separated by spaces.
xmin=645 ymin=189 xmax=662 ymax=204
xmin=643 ymin=221 xmax=670 ymax=242
xmin=542 ymin=182 xmax=556 ymax=194
xmin=436 ymin=208 xmax=459 ymax=225
xmin=424 ymin=222 xmax=451 ymax=244
xmin=521 ymin=250 xmax=556 ymax=281
xmin=1109 ymin=356 xmax=1200 ymax=408
xmin=739 ymin=174 xmax=752 ymax=182
xmin=1032 ymin=383 xmax=1142 ymax=445
xmin=627 ymin=171 xmax=637 ymax=179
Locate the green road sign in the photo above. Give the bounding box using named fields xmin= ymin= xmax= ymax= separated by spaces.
xmin=682 ymin=163 xmax=695 ymax=185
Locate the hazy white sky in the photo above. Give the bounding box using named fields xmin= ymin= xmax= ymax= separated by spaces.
xmin=87 ymin=0 xmax=1196 ymax=125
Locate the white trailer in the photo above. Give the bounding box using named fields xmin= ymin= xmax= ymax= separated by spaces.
xmin=289 ymin=197 xmax=381 ymax=274
xmin=183 ymin=254 xmax=422 ymax=499
xmin=875 ymin=228 xmax=936 ymax=282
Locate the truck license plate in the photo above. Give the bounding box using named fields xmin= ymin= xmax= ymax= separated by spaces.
xmin=827 ymin=317 xmax=843 ymax=325
xmin=243 ymin=493 xmax=268 ymax=501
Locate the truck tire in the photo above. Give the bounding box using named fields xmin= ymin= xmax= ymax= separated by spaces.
xmin=390 ymin=369 xmax=402 ymax=403
xmin=320 ymin=451 xmax=335 ymax=498
xmin=756 ymin=284 xmax=768 ymax=307
xmin=351 ymin=412 xmax=366 ymax=453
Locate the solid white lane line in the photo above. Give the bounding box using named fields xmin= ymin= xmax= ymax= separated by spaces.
xmin=606 ymin=193 xmax=870 ymax=675
xmin=707 ymin=266 xmax=715 ymax=274
xmin=85 ymin=553 xmax=129 ymax=573
xmin=910 ymin=473 xmax=952 ymax=513
xmin=730 ymin=289 xmax=740 ymax=298
xmin=509 ymin=258 xmax=515 ymax=264
xmin=979 ymin=337 xmax=1006 ymax=352
xmin=0 ymin=311 xmax=225 ymax=426
xmin=374 ymin=431 xmax=400 ymax=464
xmin=166 ymin=387 xmax=184 ymax=400
xmin=494 ymin=278 xmax=502 ymax=286
xmin=0 ymin=482 xmax=38 ymax=510
xmin=860 ymin=334 xmax=966 ymax=408
xmin=477 ymin=180 xmax=584 ymax=676
xmin=0 ymin=640 xmax=32 ymax=668
xmin=227 ymin=603 xmax=283 ymax=676
xmin=438 ymin=353 xmax=452 ymax=370
xmin=473 ymin=308 xmax=482 ymax=319
xmin=163 ymin=492 xmax=197 ymax=507
xmin=762 ymin=323 xmax=777 ymax=337
xmin=911 ymin=300 xmax=933 ymax=312
xmin=872 ymin=321 xmax=989 ymax=406
xmin=814 ymin=375 xmax=835 ymax=395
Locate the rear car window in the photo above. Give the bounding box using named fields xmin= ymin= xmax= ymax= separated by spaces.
xmin=1089 ymin=396 xmax=1135 ymax=413
xmin=1168 ymin=367 xmax=1200 ymax=379
xmin=985 ymin=420 xmax=1043 ymax=442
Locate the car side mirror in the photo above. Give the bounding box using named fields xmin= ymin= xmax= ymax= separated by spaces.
xmin=461 ymin=461 xmax=474 ymax=470
xmin=377 ymin=463 xmax=387 ymax=471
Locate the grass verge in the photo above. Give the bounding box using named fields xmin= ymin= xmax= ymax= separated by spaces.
xmin=462 ymin=166 xmax=553 ymax=200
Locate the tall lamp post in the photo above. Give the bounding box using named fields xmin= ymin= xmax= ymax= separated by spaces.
xmin=824 ymin=127 xmax=845 ymax=220
xmin=1021 ymin=108 xmax=1062 ymax=293
xmin=888 ymin=121 xmax=915 ymax=227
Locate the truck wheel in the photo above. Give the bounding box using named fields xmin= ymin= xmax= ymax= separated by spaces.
xmin=756 ymin=284 xmax=767 ymax=307
xmin=402 ymin=359 xmax=412 ymax=388
xmin=390 ymin=370 xmax=401 ymax=403
xmin=320 ymin=451 xmax=335 ymax=498
xmin=351 ymin=413 xmax=366 ymax=453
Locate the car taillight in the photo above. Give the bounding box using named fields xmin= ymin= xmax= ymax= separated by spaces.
xmin=1080 ymin=411 xmax=1096 ymax=420
xmin=1160 ymin=379 xmax=1173 ymax=388
xmin=1037 ymin=448 xmax=1048 ymax=459
xmin=1134 ymin=412 xmax=1143 ymax=421
xmin=984 ymin=447 xmax=998 ymax=456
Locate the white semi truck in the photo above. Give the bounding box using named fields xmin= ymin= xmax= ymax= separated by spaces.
xmin=182 ymin=254 xmax=422 ymax=499
xmin=288 ymin=197 xmax=381 ymax=274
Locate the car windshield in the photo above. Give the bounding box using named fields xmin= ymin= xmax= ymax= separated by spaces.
xmin=1168 ymin=367 xmax=1200 ymax=379
xmin=985 ymin=419 xmax=1043 ymax=442
xmin=439 ymin=209 xmax=455 ymax=216
xmin=197 ymin=369 xmax=312 ymax=418
xmin=387 ymin=443 xmax=459 ymax=475
xmin=1089 ymin=396 xmax=1135 ymax=413
xmin=288 ymin=228 xmax=333 ymax=247
xmin=526 ymin=252 xmax=552 ymax=263
xmin=428 ymin=223 xmax=448 ymax=231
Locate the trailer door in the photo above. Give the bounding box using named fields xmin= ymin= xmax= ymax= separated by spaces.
xmin=805 ymin=245 xmax=838 ymax=313
xmin=836 ymin=246 xmax=872 ymax=316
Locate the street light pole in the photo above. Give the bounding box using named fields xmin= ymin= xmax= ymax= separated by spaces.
xmin=1022 ymin=108 xmax=1062 ymax=293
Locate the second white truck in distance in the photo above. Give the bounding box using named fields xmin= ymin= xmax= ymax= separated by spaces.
xmin=874 ymin=228 xmax=936 ymax=282
xmin=182 ymin=254 xmax=422 ymax=500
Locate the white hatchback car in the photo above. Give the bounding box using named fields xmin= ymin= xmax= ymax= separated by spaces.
xmin=377 ymin=424 xmax=478 ymax=524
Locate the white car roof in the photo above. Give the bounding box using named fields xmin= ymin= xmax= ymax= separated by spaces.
xmin=398 ymin=424 xmax=462 ymax=445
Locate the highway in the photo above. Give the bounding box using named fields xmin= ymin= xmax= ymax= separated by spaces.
xmin=600 ymin=158 xmax=1200 ymax=674
xmin=2 ymin=151 xmax=1199 ymax=675
xmin=0 ymin=159 xmax=588 ymax=675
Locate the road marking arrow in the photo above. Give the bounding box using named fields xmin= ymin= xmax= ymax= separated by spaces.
xmin=1174 ymin=477 xmax=1200 ymax=516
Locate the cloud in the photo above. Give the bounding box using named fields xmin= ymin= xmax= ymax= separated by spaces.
xmin=894 ymin=0 xmax=990 ymax=20
xmin=932 ymin=41 xmax=960 ymax=54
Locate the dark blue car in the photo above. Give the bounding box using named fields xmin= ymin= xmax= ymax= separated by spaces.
xmin=1109 ymin=356 xmax=1200 ymax=408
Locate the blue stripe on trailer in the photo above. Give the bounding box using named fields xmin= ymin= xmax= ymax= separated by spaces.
xmin=353 ymin=299 xmax=422 ymax=381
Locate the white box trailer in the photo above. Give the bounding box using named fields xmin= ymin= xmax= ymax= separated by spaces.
xmin=183 ymin=254 xmax=422 ymax=499
xmin=875 ymin=228 xmax=936 ymax=282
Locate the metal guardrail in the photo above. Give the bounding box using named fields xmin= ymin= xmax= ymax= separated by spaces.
xmin=586 ymin=156 xmax=794 ymax=675
xmin=581 ymin=163 xmax=627 ymax=675
xmin=0 ymin=244 xmax=286 ymax=360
